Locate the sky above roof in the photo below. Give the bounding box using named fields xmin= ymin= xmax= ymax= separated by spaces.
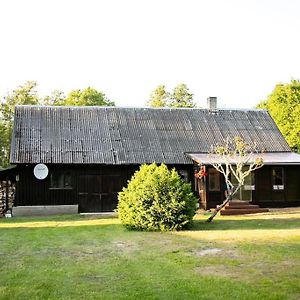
xmin=1 ymin=0 xmax=300 ymax=109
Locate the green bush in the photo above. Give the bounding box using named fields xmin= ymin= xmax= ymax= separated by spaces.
xmin=117 ymin=163 xmax=197 ymax=231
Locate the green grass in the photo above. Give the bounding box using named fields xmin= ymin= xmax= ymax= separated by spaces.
xmin=1 ymin=210 xmax=300 ymax=300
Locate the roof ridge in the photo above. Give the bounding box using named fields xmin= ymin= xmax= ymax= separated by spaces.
xmin=15 ymin=105 xmax=266 ymax=112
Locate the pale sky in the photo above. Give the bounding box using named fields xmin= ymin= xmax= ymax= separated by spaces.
xmin=1 ymin=0 xmax=300 ymax=109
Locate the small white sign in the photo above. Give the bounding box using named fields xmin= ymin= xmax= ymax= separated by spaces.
xmin=34 ymin=164 xmax=49 ymax=180
xmin=244 ymin=185 xmax=255 ymax=191
xmin=273 ymin=185 xmax=284 ymax=190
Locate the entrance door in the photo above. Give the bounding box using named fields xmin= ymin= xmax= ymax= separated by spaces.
xmin=78 ymin=174 xmax=121 ymax=212
xmin=231 ymin=170 xmax=254 ymax=201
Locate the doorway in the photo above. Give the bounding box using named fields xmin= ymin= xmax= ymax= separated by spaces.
xmin=231 ymin=170 xmax=255 ymax=202
xmin=78 ymin=174 xmax=121 ymax=212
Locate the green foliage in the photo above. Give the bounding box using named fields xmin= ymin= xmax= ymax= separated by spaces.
xmin=56 ymin=87 xmax=114 ymax=106
xmin=42 ymin=90 xmax=66 ymax=105
xmin=257 ymin=79 xmax=300 ymax=153
xmin=0 ymin=81 xmax=40 ymax=167
xmin=1 ymin=81 xmax=39 ymax=122
xmin=169 ymin=83 xmax=195 ymax=108
xmin=147 ymin=83 xmax=195 ymax=108
xmin=117 ymin=163 xmax=197 ymax=231
xmin=147 ymin=85 xmax=168 ymax=107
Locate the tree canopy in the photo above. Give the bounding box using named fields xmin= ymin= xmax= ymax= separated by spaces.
xmin=0 ymin=81 xmax=39 ymax=168
xmin=147 ymin=85 xmax=168 ymax=107
xmin=1 ymin=81 xmax=39 ymax=123
xmin=147 ymin=83 xmax=195 ymax=108
xmin=257 ymin=79 xmax=300 ymax=153
xmin=203 ymin=136 xmax=264 ymax=222
xmin=169 ymin=83 xmax=195 ymax=108
xmin=55 ymin=87 xmax=114 ymax=107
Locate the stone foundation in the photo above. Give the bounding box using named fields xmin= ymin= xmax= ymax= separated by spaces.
xmin=12 ymin=205 xmax=79 ymax=216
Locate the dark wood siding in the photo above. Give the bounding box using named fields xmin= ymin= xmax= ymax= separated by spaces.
xmin=15 ymin=164 xmax=138 ymax=212
xmin=285 ymin=166 xmax=300 ymax=202
xmin=204 ymin=165 xmax=300 ymax=209
xmin=254 ymin=165 xmax=300 ymax=207
xmin=15 ymin=164 xmax=194 ymax=213
xmin=15 ymin=163 xmax=300 ymax=211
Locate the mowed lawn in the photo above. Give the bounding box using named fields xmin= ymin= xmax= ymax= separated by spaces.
xmin=1 ymin=210 xmax=300 ymax=300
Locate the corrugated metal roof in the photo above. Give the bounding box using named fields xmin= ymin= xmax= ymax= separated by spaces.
xmin=186 ymin=152 xmax=300 ymax=165
xmin=10 ymin=106 xmax=291 ymax=165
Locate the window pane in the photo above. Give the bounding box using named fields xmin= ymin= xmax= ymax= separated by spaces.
xmin=50 ymin=173 xmax=62 ymax=188
xmin=209 ymin=169 xmax=220 ymax=191
xmin=50 ymin=172 xmax=72 ymax=188
xmin=272 ymin=167 xmax=284 ymax=190
xmin=64 ymin=173 xmax=72 ymax=187
xmin=178 ymin=170 xmax=189 ymax=182
xmin=272 ymin=168 xmax=284 ymax=186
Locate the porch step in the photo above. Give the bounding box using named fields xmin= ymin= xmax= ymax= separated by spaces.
xmin=226 ymin=200 xmax=250 ymax=206
xmin=221 ymin=208 xmax=269 ymax=215
xmin=215 ymin=200 xmax=269 ymax=216
xmin=225 ymin=203 xmax=260 ymax=209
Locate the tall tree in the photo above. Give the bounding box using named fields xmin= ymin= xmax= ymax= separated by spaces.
xmin=169 ymin=83 xmax=195 ymax=108
xmin=147 ymin=83 xmax=195 ymax=108
xmin=0 ymin=81 xmax=40 ymax=168
xmin=147 ymin=85 xmax=168 ymax=107
xmin=43 ymin=90 xmax=66 ymax=106
xmin=1 ymin=81 xmax=39 ymax=122
xmin=257 ymin=79 xmax=300 ymax=153
xmin=202 ymin=136 xmax=264 ymax=222
xmin=57 ymin=87 xmax=114 ymax=106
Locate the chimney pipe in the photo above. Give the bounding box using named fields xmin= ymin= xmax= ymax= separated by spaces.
xmin=207 ymin=97 xmax=217 ymax=110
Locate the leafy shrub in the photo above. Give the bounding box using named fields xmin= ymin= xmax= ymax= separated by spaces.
xmin=117 ymin=163 xmax=197 ymax=231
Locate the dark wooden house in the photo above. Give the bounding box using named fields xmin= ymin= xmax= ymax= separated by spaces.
xmin=9 ymin=105 xmax=300 ymax=213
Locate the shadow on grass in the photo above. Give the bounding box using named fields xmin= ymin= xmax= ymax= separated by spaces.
xmin=191 ymin=217 xmax=300 ymax=231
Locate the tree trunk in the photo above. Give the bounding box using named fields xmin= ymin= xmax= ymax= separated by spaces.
xmin=206 ymin=185 xmax=241 ymax=223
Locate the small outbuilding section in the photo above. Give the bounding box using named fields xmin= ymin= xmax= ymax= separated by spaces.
xmin=187 ymin=152 xmax=300 ymax=209
xmin=9 ymin=105 xmax=300 ymax=214
xmin=0 ymin=166 xmax=16 ymax=215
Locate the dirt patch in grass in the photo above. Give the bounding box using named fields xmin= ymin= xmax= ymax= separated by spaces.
xmin=194 ymin=260 xmax=269 ymax=282
xmin=111 ymin=240 xmax=138 ymax=254
xmin=193 ymin=248 xmax=222 ymax=256
xmin=188 ymin=247 xmax=239 ymax=259
xmin=195 ymin=256 xmax=300 ymax=286
xmin=195 ymin=265 xmax=243 ymax=280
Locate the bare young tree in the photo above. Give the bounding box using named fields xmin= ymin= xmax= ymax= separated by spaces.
xmin=206 ymin=136 xmax=264 ymax=223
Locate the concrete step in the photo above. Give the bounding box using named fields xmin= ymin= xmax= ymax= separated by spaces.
xmin=220 ymin=208 xmax=269 ymax=215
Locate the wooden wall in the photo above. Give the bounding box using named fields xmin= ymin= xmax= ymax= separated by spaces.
xmin=254 ymin=165 xmax=300 ymax=207
xmin=203 ymin=165 xmax=300 ymax=209
xmin=16 ymin=163 xmax=299 ymax=212
xmin=15 ymin=164 xmax=194 ymax=213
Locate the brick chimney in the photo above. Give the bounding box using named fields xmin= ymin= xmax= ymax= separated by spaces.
xmin=207 ymin=97 xmax=217 ymax=109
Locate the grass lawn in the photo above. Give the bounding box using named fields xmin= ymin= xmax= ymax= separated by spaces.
xmin=1 ymin=210 xmax=300 ymax=300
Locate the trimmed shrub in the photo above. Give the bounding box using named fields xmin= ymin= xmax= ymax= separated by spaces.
xmin=117 ymin=163 xmax=197 ymax=231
